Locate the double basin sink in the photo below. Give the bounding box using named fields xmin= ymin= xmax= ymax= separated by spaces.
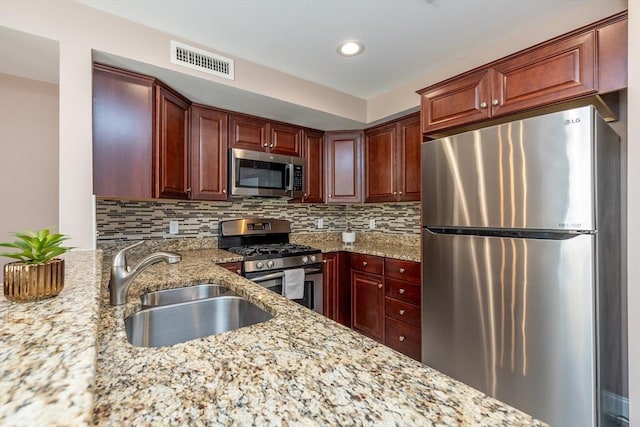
xmin=125 ymin=284 xmax=273 ymax=347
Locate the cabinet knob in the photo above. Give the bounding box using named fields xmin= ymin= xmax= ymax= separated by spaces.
xmin=399 ymin=191 xmax=403 ymax=195
xmin=393 ymin=191 xmax=397 ymax=195
xmin=399 ymin=268 xmax=405 ymax=274
xmin=263 ymin=142 xmax=268 ymax=147
xmin=398 ymin=336 xmax=406 ymax=342
xmin=235 ymin=269 xmax=241 ymax=274
xmin=323 ymin=260 xmax=327 ymax=263
xmin=362 ymin=261 xmax=368 ymax=266
xmin=399 ymin=288 xmax=405 ymax=294
xmin=492 ymin=99 xmax=499 ymax=106
xmin=328 ymin=194 xmax=332 ymax=198
xmin=269 ymin=143 xmax=274 ymax=148
xmin=480 ymin=102 xmax=488 ymax=109
xmin=378 ymin=283 xmax=383 ymax=289
xmin=222 ymin=189 xmax=226 ymax=194
xmin=399 ymin=309 xmax=405 ymax=315
xmin=186 ymin=188 xmax=192 ymax=194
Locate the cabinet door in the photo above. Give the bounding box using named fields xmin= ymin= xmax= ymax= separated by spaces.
xmin=323 ymin=252 xmax=339 ymax=321
xmin=365 ymin=123 xmax=396 ymax=203
xmin=270 ymin=122 xmax=302 ymax=156
xmin=229 ymin=114 xmax=268 ymax=151
xmin=92 ymin=64 xmax=154 ymax=199
xmin=351 ymin=270 xmax=384 ymax=342
xmin=190 ymin=106 xmax=228 ymax=201
xmin=302 ymin=130 xmax=324 ymax=203
xmin=397 ymin=114 xmax=421 ymax=202
xmin=156 ymin=85 xmax=190 ymax=199
xmin=491 ymin=31 xmax=596 ymax=117
xmin=419 ymin=70 xmax=492 ymax=134
xmin=597 ymin=18 xmax=627 ymax=94
xmin=325 ymin=132 xmax=363 ymax=203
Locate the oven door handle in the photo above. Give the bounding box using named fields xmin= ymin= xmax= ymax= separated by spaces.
xmin=249 ymin=267 xmax=321 ymax=283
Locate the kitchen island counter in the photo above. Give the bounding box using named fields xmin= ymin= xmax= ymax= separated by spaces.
xmin=93 ymin=247 xmax=545 ymax=426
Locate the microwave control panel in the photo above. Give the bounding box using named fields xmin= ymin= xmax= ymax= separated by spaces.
xmin=293 ymin=165 xmax=303 ymax=191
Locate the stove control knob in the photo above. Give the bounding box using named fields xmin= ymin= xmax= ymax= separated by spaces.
xmin=267 ymin=260 xmax=274 ymax=268
xmin=256 ymin=262 xmax=264 ymax=269
xmin=302 ymin=256 xmax=309 ymax=264
xmin=310 ymin=255 xmax=316 ymax=262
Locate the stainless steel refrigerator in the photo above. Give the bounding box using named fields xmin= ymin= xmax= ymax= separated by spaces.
xmin=421 ymin=106 xmax=625 ymax=426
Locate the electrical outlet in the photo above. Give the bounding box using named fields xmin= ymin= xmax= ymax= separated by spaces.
xmin=316 ymin=218 xmax=324 ymax=229
xmin=369 ymin=219 xmax=376 ymax=229
xmin=169 ymin=220 xmax=179 ymax=234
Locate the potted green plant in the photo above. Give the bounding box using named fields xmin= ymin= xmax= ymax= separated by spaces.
xmin=0 ymin=228 xmax=71 ymax=302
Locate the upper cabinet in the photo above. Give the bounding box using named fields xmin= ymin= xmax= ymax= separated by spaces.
xmin=418 ymin=12 xmax=627 ymax=136
xmin=190 ymin=105 xmax=229 ymax=201
xmin=229 ymin=113 xmax=302 ymax=156
xmin=325 ymin=131 xmax=364 ymax=204
xmin=155 ymin=84 xmax=191 ymax=199
xmin=365 ymin=113 xmax=421 ymax=203
xmin=93 ymin=64 xmax=155 ymax=199
xmin=301 ymin=129 xmax=324 ymax=203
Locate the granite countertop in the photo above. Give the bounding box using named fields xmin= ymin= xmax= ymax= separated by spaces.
xmin=1 ymin=235 xmax=546 ymax=426
xmin=0 ymin=251 xmax=103 ymax=427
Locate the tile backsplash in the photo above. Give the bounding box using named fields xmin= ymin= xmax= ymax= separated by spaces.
xmin=96 ymin=198 xmax=420 ymax=244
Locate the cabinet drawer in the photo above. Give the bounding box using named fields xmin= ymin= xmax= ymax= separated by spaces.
xmin=385 ymin=298 xmax=421 ymax=327
xmin=350 ymin=253 xmax=384 ymax=275
xmin=385 ymin=317 xmax=421 ymax=361
xmin=385 ymin=278 xmax=421 ymax=305
xmin=384 ymin=258 xmax=420 ymax=283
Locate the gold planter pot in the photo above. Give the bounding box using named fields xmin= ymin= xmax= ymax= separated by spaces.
xmin=3 ymin=259 xmax=65 ymax=302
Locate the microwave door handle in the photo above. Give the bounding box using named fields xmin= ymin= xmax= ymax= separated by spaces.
xmin=285 ymin=164 xmax=293 ymax=191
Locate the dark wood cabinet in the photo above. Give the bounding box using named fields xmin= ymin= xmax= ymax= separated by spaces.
xmin=218 ymin=261 xmax=242 ymax=275
xmin=365 ymin=113 xmax=421 ymax=203
xmin=302 ymin=130 xmax=324 ymax=203
xmin=190 ymin=105 xmax=229 ymax=200
xmin=229 ymin=113 xmax=302 ymax=156
xmin=322 ymin=252 xmax=350 ymax=326
xmin=325 ymin=131 xmax=363 ymax=204
xmin=351 ymin=269 xmax=385 ymax=342
xmin=383 ymin=258 xmax=421 ymax=361
xmin=155 ymin=84 xmax=191 ymax=199
xmin=597 ymin=17 xmax=628 ymax=94
xmin=419 ymin=31 xmax=596 ymax=134
xmin=92 ymin=64 xmax=154 ymax=199
xmin=417 ymin=12 xmax=629 ymax=136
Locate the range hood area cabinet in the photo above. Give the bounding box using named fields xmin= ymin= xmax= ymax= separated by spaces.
xmin=364 ymin=113 xmax=421 ymax=203
xmin=418 ymin=12 xmax=627 ymax=136
xmin=229 ymin=113 xmax=302 ymax=157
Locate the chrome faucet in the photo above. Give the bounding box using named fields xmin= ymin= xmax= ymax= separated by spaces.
xmin=109 ymin=241 xmax=182 ymax=305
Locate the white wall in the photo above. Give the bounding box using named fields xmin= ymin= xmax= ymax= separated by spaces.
xmin=626 ymin=1 xmax=638 ymax=424
xmin=0 ymin=73 xmax=59 ymax=280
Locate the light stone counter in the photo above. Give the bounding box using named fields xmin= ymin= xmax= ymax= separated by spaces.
xmin=0 ymin=251 xmax=103 ymax=427
xmin=92 ymin=244 xmax=545 ymax=426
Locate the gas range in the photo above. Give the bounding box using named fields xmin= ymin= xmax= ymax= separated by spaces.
xmin=218 ymin=218 xmax=322 ymax=273
xmin=218 ymin=218 xmax=323 ymax=313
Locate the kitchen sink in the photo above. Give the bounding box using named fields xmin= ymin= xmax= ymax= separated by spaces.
xmin=125 ymin=296 xmax=273 ymax=347
xmin=140 ymin=283 xmax=234 ymax=308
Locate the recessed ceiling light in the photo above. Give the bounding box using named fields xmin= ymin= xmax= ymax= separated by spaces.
xmin=337 ymin=40 xmax=364 ymax=57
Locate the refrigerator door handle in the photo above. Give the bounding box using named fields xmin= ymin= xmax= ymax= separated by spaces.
xmin=424 ymin=226 xmax=594 ymax=240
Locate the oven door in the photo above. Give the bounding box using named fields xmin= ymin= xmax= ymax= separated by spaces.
xmin=245 ymin=266 xmax=322 ymax=313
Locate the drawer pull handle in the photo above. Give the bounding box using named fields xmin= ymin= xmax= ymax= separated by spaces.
xmin=399 ymin=309 xmax=405 ymax=315
xmin=399 ymin=336 xmax=406 ymax=342
xmin=399 ymin=288 xmax=405 ymax=294
xmin=362 ymin=261 xmax=368 ymax=266
xmin=399 ymin=268 xmax=405 ymax=274
xmin=378 ymin=283 xmax=383 ymax=289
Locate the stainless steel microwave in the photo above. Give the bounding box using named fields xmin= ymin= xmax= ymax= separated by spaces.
xmin=229 ymin=148 xmax=304 ymax=198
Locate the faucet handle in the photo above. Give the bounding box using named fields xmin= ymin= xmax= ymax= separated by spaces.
xmin=112 ymin=241 xmax=144 ymax=268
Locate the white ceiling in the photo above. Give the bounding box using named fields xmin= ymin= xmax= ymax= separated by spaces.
xmin=75 ymin=0 xmax=626 ymax=99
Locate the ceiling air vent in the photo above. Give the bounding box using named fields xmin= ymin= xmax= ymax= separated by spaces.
xmin=170 ymin=40 xmax=234 ymax=80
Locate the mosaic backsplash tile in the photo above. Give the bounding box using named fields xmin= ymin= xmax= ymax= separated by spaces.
xmin=95 ymin=198 xmax=420 ymax=246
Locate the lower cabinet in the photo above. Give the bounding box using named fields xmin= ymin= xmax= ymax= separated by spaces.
xmin=342 ymin=253 xmax=422 ymax=361
xmin=218 ymin=261 xmax=242 ymax=275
